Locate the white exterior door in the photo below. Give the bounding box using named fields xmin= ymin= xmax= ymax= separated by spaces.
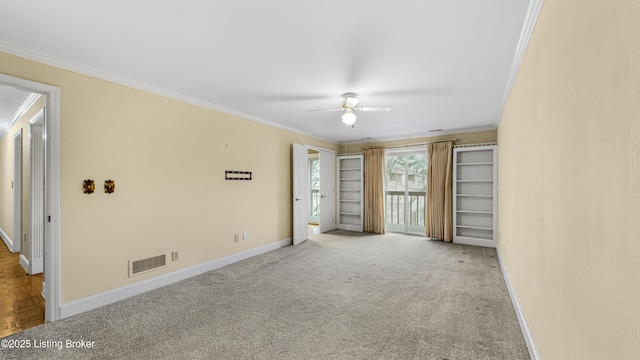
xmin=319 ymin=150 xmax=335 ymax=233
xmin=292 ymin=143 xmax=308 ymax=245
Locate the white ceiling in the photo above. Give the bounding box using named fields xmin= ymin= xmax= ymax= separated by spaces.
xmin=0 ymin=1 xmax=531 ymax=143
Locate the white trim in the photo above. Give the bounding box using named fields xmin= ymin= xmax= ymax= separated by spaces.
xmin=0 ymin=92 xmax=42 ymax=138
xmin=496 ymin=248 xmax=541 ymax=360
xmin=0 ymin=73 xmax=62 ymax=322
xmin=452 ymin=236 xmax=496 ymax=248
xmin=29 ymin=108 xmax=44 ymax=124
xmin=29 ymin=109 xmax=45 ymax=275
xmin=60 ymin=237 xmax=292 ymax=319
xmin=347 ymin=125 xmax=498 ymax=146
xmin=0 ymin=227 xmax=14 ymax=252
xmin=13 ymin=129 xmax=22 ymax=253
xmin=20 ymin=254 xmax=29 ymax=273
xmin=495 ymin=0 xmax=545 ymax=127
xmin=0 ymin=41 xmax=337 ymax=144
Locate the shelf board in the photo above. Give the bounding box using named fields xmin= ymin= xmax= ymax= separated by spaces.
xmin=456 ymin=194 xmax=493 ymax=198
xmin=456 ymin=162 xmax=493 ymax=166
xmin=340 ymin=200 xmax=361 ymax=203
xmin=456 ymin=225 xmax=493 ymax=231
xmin=456 ymin=180 xmax=493 ymax=183
xmin=456 ymin=210 xmax=493 ymax=214
xmin=339 ymin=189 xmax=360 ymax=192
xmin=340 ymin=178 xmax=361 ymax=181
xmin=339 ymin=212 xmax=361 ymax=216
xmin=340 ymin=168 xmax=361 ymax=171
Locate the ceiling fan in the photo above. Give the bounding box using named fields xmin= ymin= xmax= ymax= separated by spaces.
xmin=309 ymin=93 xmax=391 ymax=126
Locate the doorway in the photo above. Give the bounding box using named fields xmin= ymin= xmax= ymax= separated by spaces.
xmin=0 ymin=73 xmax=61 ymax=323
xmin=384 ymin=148 xmax=428 ymax=235
xmin=292 ymin=144 xmax=335 ymax=245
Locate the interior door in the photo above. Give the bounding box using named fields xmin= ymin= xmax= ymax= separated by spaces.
xmin=13 ymin=130 xmax=22 ymax=253
xmin=30 ymin=111 xmax=45 ymax=274
xmin=292 ymin=143 xmax=309 ymax=245
xmin=319 ymin=150 xmax=335 ymax=233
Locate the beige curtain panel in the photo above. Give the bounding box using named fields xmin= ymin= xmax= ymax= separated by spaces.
xmin=426 ymin=141 xmax=454 ymax=242
xmin=363 ymin=148 xmax=385 ymax=234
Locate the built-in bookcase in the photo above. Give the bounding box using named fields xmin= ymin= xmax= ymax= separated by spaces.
xmin=336 ymin=154 xmax=363 ymax=232
xmin=453 ymin=144 xmax=497 ymax=247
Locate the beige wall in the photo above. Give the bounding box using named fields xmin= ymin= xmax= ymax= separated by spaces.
xmin=498 ymin=1 xmax=639 ymax=359
xmin=0 ymin=51 xmax=338 ymax=303
xmin=342 ymin=130 xmax=496 ymax=154
xmin=0 ymin=96 xmax=45 ymax=260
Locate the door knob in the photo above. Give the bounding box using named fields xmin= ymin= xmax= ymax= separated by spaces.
xmin=295 ymin=198 xmax=302 ymax=201
xmin=320 ymin=195 xmax=326 ymax=198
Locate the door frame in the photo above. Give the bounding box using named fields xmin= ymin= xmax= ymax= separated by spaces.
xmin=29 ymin=109 xmax=45 ymax=275
xmin=306 ymin=145 xmax=335 ymax=233
xmin=384 ymin=146 xmax=428 ymax=236
xmin=13 ymin=129 xmax=22 ymax=253
xmin=292 ymin=143 xmax=335 ymax=245
xmin=0 ymin=73 xmax=62 ymax=322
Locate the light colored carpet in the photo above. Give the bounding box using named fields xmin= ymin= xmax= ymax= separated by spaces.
xmin=0 ymin=231 xmax=529 ymax=359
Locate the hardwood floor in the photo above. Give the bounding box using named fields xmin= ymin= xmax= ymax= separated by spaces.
xmin=0 ymin=239 xmax=44 ymax=338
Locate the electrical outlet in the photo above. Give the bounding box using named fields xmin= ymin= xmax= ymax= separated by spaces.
xmin=243 ymin=232 xmax=248 ymax=240
xmin=234 ymin=234 xmax=239 ymax=243
xmin=172 ymin=251 xmax=179 ymax=261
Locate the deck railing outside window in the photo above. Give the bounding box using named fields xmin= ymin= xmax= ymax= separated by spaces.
xmin=385 ymin=191 xmax=426 ymax=227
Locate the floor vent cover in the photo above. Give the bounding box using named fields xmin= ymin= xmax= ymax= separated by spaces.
xmin=129 ymin=254 xmax=167 ymax=277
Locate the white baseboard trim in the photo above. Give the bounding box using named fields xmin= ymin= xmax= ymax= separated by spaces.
xmin=496 ymin=248 xmax=540 ymax=360
xmin=19 ymin=254 xmax=30 ymax=273
xmin=60 ymin=237 xmax=293 ymax=319
xmin=0 ymin=227 xmax=15 ymax=252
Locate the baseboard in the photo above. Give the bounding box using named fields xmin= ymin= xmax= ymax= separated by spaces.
xmin=0 ymin=227 xmax=15 ymax=252
xmin=453 ymin=236 xmax=497 ymax=248
xmin=496 ymin=248 xmax=540 ymax=360
xmin=19 ymin=254 xmax=29 ymax=273
xmin=60 ymin=237 xmax=293 ymax=319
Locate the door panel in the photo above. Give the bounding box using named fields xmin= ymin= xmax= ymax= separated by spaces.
xmin=319 ymin=150 xmax=334 ymax=233
xmin=292 ymin=143 xmax=308 ymax=245
xmin=30 ymin=113 xmax=45 ymax=274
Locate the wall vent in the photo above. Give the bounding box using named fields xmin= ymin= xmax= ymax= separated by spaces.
xmin=128 ymin=253 xmax=167 ymax=277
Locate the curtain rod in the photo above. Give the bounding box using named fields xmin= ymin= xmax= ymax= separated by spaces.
xmin=361 ymin=138 xmax=459 ymax=150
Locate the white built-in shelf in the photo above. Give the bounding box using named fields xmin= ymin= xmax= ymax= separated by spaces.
xmin=456 ymin=180 xmax=494 ymax=183
xmin=336 ymin=155 xmax=363 ymax=232
xmin=453 ymin=145 xmax=497 ymax=248
xmin=456 ymin=225 xmax=494 ymax=231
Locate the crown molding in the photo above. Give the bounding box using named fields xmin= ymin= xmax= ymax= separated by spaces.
xmin=0 ymin=40 xmax=337 ymax=144
xmin=0 ymin=91 xmax=42 ymax=138
xmin=495 ymin=0 xmax=545 ymax=127
xmin=348 ymin=125 xmax=498 ymax=146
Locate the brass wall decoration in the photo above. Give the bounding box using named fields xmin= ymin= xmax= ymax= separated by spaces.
xmin=83 ymin=179 xmax=95 ymax=194
xmin=104 ymin=180 xmax=115 ymax=194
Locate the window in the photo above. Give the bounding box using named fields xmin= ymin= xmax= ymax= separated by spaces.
xmin=384 ymin=150 xmax=427 ymax=235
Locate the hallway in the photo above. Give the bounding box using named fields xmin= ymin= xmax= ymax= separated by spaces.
xmin=0 ymin=238 xmax=44 ymax=338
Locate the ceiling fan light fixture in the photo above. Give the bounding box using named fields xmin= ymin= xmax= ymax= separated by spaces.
xmin=342 ymin=109 xmax=356 ymax=126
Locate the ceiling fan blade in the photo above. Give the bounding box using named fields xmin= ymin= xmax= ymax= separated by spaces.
xmin=308 ymin=108 xmax=344 ymax=112
xmin=358 ymin=106 xmax=391 ymax=112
